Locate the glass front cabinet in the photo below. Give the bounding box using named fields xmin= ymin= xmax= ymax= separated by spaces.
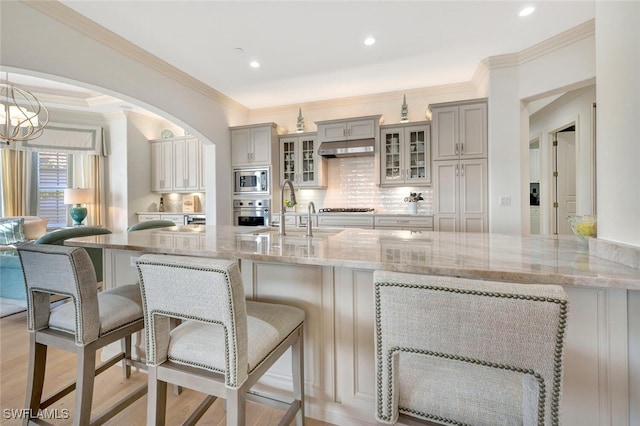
xmin=380 ymin=122 xmax=431 ymax=186
xmin=280 ymin=133 xmax=327 ymax=188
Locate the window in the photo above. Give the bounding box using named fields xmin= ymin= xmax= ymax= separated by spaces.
xmin=37 ymin=152 xmax=69 ymax=229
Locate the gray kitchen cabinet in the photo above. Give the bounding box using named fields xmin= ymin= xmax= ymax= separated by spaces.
xmin=150 ymin=137 xmax=203 ymax=193
xmin=374 ymin=215 xmax=434 ymax=230
xmin=316 ymin=214 xmax=374 ymax=229
xmin=431 ymin=98 xmax=488 ymax=232
xmin=137 ymin=213 xmax=184 ymax=225
xmin=230 ymin=123 xmax=278 ymax=167
xmin=316 ymin=116 xmax=379 ymax=142
xmin=280 ymin=132 xmax=327 ymax=188
xmin=173 ymin=138 xmax=200 ymax=191
xmin=433 ymin=158 xmax=488 ymax=232
xmin=150 ymin=140 xmax=173 ymax=192
xmin=380 ymin=122 xmax=431 ymax=186
xmin=430 ymin=99 xmax=487 ymax=161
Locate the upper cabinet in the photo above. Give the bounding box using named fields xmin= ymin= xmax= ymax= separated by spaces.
xmin=316 ymin=117 xmax=378 ymax=142
xmin=150 ymin=140 xmax=173 ymax=192
xmin=280 ymin=133 xmax=327 ymax=188
xmin=231 ymin=123 xmax=278 ymax=167
xmin=431 ymin=99 xmax=487 ymax=161
xmin=150 ymin=137 xmax=205 ymax=193
xmin=380 ymin=122 xmax=431 ymax=186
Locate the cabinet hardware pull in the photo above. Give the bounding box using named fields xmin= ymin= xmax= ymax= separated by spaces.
xmin=455 ymin=143 xmax=458 ymax=155
xmin=461 ymin=164 xmax=465 ymax=176
xmin=455 ymin=165 xmax=459 ymax=176
xmin=460 ymin=143 xmax=464 ymax=154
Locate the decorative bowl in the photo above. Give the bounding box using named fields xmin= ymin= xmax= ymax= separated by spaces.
xmin=567 ymin=215 xmax=597 ymax=243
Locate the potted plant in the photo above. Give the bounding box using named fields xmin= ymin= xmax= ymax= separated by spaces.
xmin=284 ymin=199 xmax=295 ymax=212
xmin=403 ymin=192 xmax=423 ymax=214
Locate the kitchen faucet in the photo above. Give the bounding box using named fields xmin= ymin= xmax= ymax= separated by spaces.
xmin=279 ymin=179 xmax=297 ymax=236
xmin=306 ymin=201 xmax=316 ymax=237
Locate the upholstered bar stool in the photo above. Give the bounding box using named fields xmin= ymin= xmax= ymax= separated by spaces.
xmin=136 ymin=254 xmax=305 ymax=426
xmin=374 ymin=270 xmax=569 ymax=426
xmin=17 ymin=243 xmax=146 ymax=425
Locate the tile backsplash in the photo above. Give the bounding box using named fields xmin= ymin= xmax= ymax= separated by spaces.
xmin=288 ymin=156 xmax=433 ymax=214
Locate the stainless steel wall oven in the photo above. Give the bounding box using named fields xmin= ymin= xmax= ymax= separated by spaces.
xmin=233 ymin=199 xmax=270 ymax=226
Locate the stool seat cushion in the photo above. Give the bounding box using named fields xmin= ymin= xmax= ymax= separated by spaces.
xmin=168 ymin=300 xmax=304 ymax=373
xmin=49 ymin=284 xmax=143 ymax=337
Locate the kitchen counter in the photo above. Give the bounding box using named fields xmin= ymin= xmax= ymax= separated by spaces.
xmin=64 ymin=225 xmax=639 ymax=425
xmin=65 ymin=225 xmax=638 ymax=290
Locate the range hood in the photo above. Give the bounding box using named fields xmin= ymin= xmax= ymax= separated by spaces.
xmin=317 ymin=138 xmax=375 ymax=158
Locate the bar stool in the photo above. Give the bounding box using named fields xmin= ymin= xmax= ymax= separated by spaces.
xmin=373 ymin=270 xmax=569 ymax=426
xmin=136 ymin=254 xmax=305 ymax=425
xmin=17 ymin=243 xmax=146 ymax=425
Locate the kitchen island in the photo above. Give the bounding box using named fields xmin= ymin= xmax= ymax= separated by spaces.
xmin=66 ymin=225 xmax=639 ymax=425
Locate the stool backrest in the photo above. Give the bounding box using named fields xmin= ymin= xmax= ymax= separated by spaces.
xmin=17 ymin=243 xmax=100 ymax=344
xmin=136 ymin=254 xmax=247 ymax=387
xmin=374 ymin=270 xmax=568 ymax=426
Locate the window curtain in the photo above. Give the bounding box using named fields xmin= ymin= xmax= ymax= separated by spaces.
xmin=0 ymin=148 xmax=33 ymax=217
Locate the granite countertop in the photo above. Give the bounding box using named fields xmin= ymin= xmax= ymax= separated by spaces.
xmin=64 ymin=225 xmax=640 ymax=290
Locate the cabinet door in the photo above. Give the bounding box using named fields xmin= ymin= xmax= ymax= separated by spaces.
xmin=199 ymin=141 xmax=206 ymax=191
xmin=151 ymin=141 xmax=173 ymax=192
xmin=281 ymin=136 xmax=297 ymax=183
xmin=298 ymin=136 xmax=318 ymax=186
xmin=347 ymin=119 xmax=375 ymax=139
xmin=459 ymin=159 xmax=488 ymax=232
xmin=251 ymin=126 xmax=272 ymax=165
xmin=231 ymin=128 xmax=252 ymax=166
xmin=433 ymin=160 xmax=460 ymax=232
xmin=405 ymin=125 xmax=430 ymax=184
xmin=381 ymin=128 xmax=403 ymax=183
xmin=431 ymin=106 xmax=459 ymax=161
xmin=173 ymin=138 xmax=200 ymax=191
xmin=318 ymin=122 xmax=347 ymax=142
xmin=459 ymin=103 xmax=487 ymax=159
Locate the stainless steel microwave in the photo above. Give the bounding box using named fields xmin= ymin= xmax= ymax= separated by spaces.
xmin=234 ymin=168 xmax=269 ymax=194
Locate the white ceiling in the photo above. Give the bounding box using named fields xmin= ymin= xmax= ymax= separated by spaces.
xmin=5 ymin=0 xmax=595 ymax=113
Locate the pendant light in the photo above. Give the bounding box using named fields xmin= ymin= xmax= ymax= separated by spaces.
xmin=0 ymin=74 xmax=50 ymax=144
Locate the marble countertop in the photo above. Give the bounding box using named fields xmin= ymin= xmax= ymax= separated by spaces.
xmin=64 ymin=225 xmax=640 ymax=290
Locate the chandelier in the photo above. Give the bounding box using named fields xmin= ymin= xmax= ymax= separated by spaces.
xmin=0 ymin=78 xmax=50 ymax=144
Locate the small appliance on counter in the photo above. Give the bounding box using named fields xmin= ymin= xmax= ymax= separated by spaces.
xmin=184 ymin=214 xmax=206 ymax=225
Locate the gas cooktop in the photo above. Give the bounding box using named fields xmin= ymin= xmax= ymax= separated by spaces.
xmin=318 ymin=208 xmax=375 ymax=213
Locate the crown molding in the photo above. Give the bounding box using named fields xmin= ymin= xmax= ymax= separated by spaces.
xmin=518 ymin=19 xmax=594 ymax=65
xmin=250 ymin=81 xmax=479 ymax=118
xmin=24 ymin=0 xmax=248 ymax=113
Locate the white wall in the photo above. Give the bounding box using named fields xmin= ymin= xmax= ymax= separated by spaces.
xmin=0 ymin=1 xmax=247 ymax=229
xmin=529 ymin=86 xmax=596 ymax=234
xmin=595 ymin=2 xmax=640 ymax=246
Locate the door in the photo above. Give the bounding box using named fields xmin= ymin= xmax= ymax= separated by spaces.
xmin=460 ymin=159 xmax=488 ymax=232
xmin=553 ymin=129 xmax=576 ymax=235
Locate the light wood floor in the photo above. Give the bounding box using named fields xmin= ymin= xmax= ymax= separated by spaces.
xmin=0 ymin=311 xmax=332 ymax=425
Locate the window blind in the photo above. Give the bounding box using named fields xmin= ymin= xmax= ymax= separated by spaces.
xmin=38 ymin=152 xmax=69 ymax=228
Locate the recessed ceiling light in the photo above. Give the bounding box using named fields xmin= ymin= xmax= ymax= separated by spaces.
xmin=519 ymin=6 xmax=535 ymax=17
xmin=249 ymin=60 xmax=260 ymax=69
xmin=364 ymin=37 xmax=376 ymax=46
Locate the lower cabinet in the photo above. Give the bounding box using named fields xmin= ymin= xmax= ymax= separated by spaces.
xmin=137 ymin=213 xmax=185 ymax=225
xmin=317 ymin=214 xmax=374 ymax=229
xmin=374 ymin=215 xmax=433 ymax=231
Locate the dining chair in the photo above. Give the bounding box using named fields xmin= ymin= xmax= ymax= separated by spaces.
xmin=374 ymin=270 xmax=569 ymax=426
xmin=136 ymin=254 xmax=305 ymax=425
xmin=17 ymin=243 xmax=146 ymax=425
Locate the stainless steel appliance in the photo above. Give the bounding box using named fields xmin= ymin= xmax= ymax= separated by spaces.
xmin=233 ymin=199 xmax=270 ymax=226
xmin=234 ymin=168 xmax=269 ymax=194
xmin=184 ymin=214 xmax=206 ymax=225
